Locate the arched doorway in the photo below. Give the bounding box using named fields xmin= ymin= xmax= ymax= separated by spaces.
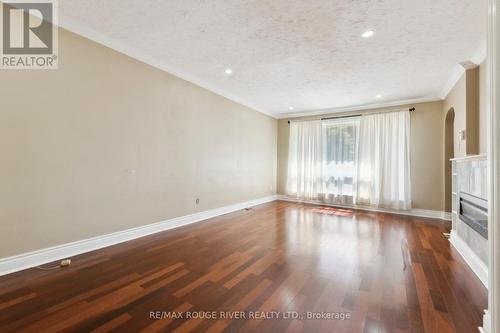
xmin=444 ymin=108 xmax=455 ymax=212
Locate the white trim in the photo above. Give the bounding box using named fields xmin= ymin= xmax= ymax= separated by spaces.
xmin=472 ymin=41 xmax=488 ymax=67
xmin=59 ymin=16 xmax=443 ymax=121
xmin=450 ymin=230 xmax=489 ymax=288
xmin=276 ymin=195 xmax=451 ymax=221
xmin=57 ymin=16 xmax=487 ymax=121
xmin=440 ymin=64 xmax=467 ymax=100
xmin=57 ymin=17 xmax=277 ymax=119
xmin=0 ymin=195 xmax=278 ymax=277
xmin=481 ymin=310 xmax=492 ymax=333
xmin=277 ymin=96 xmax=442 ymax=119
xmin=451 ymin=154 xmax=488 ymax=161
xmin=439 ymin=48 xmax=488 ymax=100
xmin=461 ymin=61 xmax=481 ymax=70
xmin=443 ymin=212 xmax=453 ymax=221
xmin=487 ymin=0 xmax=499 ymax=332
xmin=281 ymin=44 xmax=487 ymax=119
xmin=57 ymin=14 xmax=487 ymax=120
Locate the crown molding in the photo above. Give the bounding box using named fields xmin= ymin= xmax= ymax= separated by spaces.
xmin=276 ymin=96 xmax=442 ymax=119
xmin=439 ymin=64 xmax=468 ymax=100
xmin=57 ymin=16 xmax=486 ymax=120
xmin=439 ymin=44 xmax=487 ymax=100
xmin=57 ymin=17 xmax=278 ymax=119
xmin=472 ymin=40 xmax=488 ymax=65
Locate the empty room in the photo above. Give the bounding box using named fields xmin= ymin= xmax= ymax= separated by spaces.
xmin=1 ymin=1 xmax=500 ymax=333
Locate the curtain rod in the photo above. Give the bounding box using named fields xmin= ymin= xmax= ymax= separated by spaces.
xmin=287 ymin=107 xmax=415 ymax=124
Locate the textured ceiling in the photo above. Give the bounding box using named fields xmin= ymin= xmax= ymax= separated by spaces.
xmin=59 ymin=0 xmax=486 ymax=117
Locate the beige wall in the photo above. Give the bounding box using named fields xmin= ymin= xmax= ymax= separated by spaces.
xmin=443 ymin=62 xmax=487 ymax=158
xmin=465 ymin=68 xmax=480 ymax=155
xmin=0 ymin=29 xmax=277 ymax=258
xmin=443 ymin=74 xmax=467 ymax=157
xmin=479 ymin=62 xmax=488 ymax=154
xmin=277 ymin=101 xmax=445 ymax=211
xmin=441 ymin=61 xmax=487 ymax=211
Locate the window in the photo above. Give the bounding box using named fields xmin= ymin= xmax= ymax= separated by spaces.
xmin=322 ymin=117 xmax=359 ymax=202
xmin=287 ymin=110 xmax=411 ymax=210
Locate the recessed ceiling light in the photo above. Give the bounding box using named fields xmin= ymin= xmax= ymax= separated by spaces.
xmin=289 ymin=106 xmax=294 ymax=111
xmin=375 ymin=94 xmax=382 ymax=98
xmin=362 ymin=30 xmax=374 ymax=38
xmin=224 ymin=68 xmax=233 ymax=75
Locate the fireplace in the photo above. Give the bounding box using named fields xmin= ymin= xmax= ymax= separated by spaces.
xmin=450 ymin=156 xmax=488 ymax=285
xmin=459 ymin=192 xmax=488 ymax=239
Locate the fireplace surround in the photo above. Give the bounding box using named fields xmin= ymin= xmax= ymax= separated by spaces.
xmin=450 ymin=155 xmax=488 ymax=287
xmin=459 ymin=191 xmax=488 ymax=239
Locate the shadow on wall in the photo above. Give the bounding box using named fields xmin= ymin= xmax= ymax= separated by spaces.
xmin=444 ymin=108 xmax=455 ymax=212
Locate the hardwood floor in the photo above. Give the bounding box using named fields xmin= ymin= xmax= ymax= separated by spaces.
xmin=0 ymin=201 xmax=487 ymax=333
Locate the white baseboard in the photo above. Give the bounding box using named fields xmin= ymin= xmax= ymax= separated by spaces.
xmin=276 ymin=195 xmax=451 ymax=221
xmin=0 ymin=195 xmax=454 ymax=277
xmin=450 ymin=230 xmax=489 ymax=288
xmin=0 ymin=195 xmax=278 ymax=277
xmin=479 ymin=310 xmax=491 ymax=333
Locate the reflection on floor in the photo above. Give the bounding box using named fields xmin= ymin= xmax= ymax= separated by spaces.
xmin=310 ymin=206 xmax=354 ymax=216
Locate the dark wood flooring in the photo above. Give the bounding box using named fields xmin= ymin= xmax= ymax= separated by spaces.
xmin=0 ymin=201 xmax=487 ymax=332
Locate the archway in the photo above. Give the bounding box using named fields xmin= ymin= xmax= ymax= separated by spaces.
xmin=444 ymin=108 xmax=455 ymax=212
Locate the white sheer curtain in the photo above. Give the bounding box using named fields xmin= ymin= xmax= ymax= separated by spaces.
xmin=322 ymin=117 xmax=359 ymax=204
xmin=354 ymin=110 xmax=411 ymax=210
xmin=286 ymin=110 xmax=412 ymax=211
xmin=286 ymin=120 xmax=323 ymax=200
